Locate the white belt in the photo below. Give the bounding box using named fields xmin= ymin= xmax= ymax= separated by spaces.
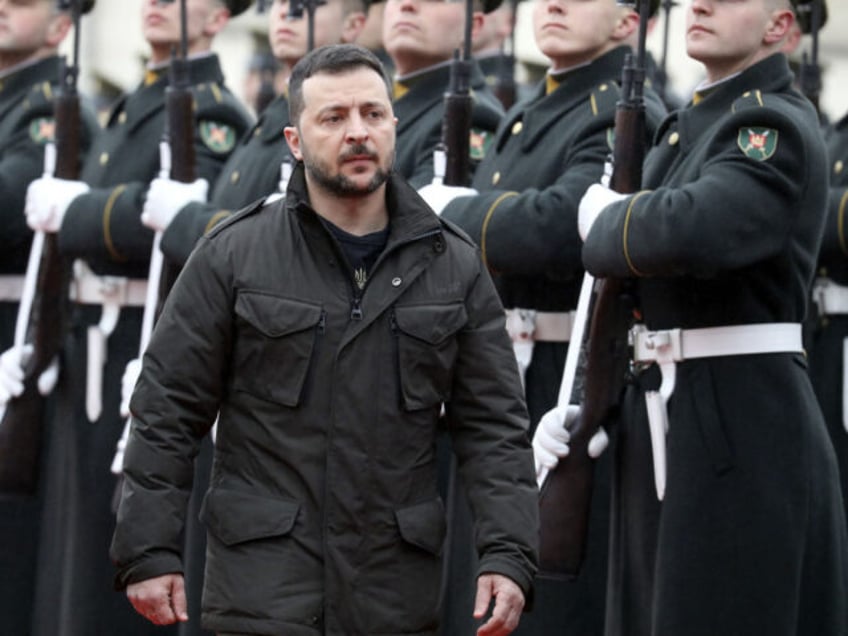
xmin=505 ymin=309 xmax=575 ymax=343
xmin=813 ymin=279 xmax=848 ymax=316
xmin=0 ymin=275 xmax=25 ymax=302
xmin=630 ymin=322 xmax=803 ymax=501
xmin=70 ymin=271 xmax=148 ymax=308
xmin=70 ymin=261 xmax=148 ymax=423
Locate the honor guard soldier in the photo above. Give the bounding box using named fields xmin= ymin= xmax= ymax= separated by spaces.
xmin=382 ymin=0 xmax=505 ymax=188
xmin=0 ymin=1 xmax=98 ymax=632
xmin=3 ymin=1 xmax=254 ymax=635
xmin=813 ymin=100 xmax=848 ymax=523
xmin=420 ymin=1 xmax=666 ymax=634
xmin=542 ymin=0 xmax=848 ymax=633
xmin=798 ymin=3 xmax=848 ymax=524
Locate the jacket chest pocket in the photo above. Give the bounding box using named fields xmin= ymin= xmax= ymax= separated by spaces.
xmin=233 ymin=291 xmax=324 ymax=407
xmin=392 ymin=302 xmax=467 ymax=411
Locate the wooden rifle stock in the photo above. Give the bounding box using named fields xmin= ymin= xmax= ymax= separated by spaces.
xmin=538 ymin=45 xmax=647 ymax=577
xmin=0 ymin=53 xmax=82 ymax=495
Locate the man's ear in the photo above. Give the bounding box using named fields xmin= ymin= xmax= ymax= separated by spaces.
xmin=764 ymin=7 xmax=794 ymax=45
xmin=203 ymin=5 xmax=231 ymax=37
xmin=612 ymin=8 xmax=639 ymax=43
xmin=341 ymin=12 xmax=367 ymax=43
xmin=468 ymin=11 xmax=485 ymax=45
xmin=45 ymin=13 xmax=73 ymax=49
xmin=284 ymin=126 xmax=304 ymax=160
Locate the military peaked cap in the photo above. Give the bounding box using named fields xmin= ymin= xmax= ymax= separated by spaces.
xmin=791 ymin=0 xmax=827 ymax=34
xmin=59 ymin=0 xmax=95 ymax=14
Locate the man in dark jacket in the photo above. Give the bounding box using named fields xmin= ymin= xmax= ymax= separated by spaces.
xmin=542 ymin=0 xmax=848 ymax=633
xmin=111 ymin=44 xmax=538 ymax=636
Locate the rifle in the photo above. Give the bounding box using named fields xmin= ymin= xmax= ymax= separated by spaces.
xmin=537 ymin=0 xmax=650 ymax=578
xmin=492 ymin=0 xmax=518 ymax=111
xmin=111 ymin=0 xmax=197 ymax=484
xmin=0 ymin=0 xmax=87 ymax=496
xmin=435 ymin=0 xmax=474 ymax=186
xmin=797 ymin=0 xmax=823 ymax=120
xmin=287 ymin=0 xmax=327 ymax=53
xmin=653 ymin=0 xmax=676 ymax=107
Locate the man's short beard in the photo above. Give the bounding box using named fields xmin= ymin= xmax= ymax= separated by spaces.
xmin=303 ymin=144 xmax=393 ymax=197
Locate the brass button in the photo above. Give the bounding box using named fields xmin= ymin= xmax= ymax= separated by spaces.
xmin=99 ymin=152 xmax=109 ymax=165
xmin=230 ymin=171 xmax=240 ymax=184
xmin=254 ymin=127 xmax=262 ymax=137
xmin=492 ymin=171 xmax=501 ymax=185
xmin=511 ymin=121 xmax=523 ymax=135
xmin=835 ymin=160 xmax=844 ymax=175
xmin=118 ymin=112 xmax=127 ymax=124
xmin=668 ymin=131 xmax=679 ymax=146
xmin=599 ymin=83 xmax=608 ymax=91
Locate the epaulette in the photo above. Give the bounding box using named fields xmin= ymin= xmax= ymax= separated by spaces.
xmin=731 ymin=89 xmax=767 ymax=114
xmin=205 ymin=195 xmax=272 ymax=239
xmin=589 ymin=81 xmax=623 ymax=117
xmin=21 ymin=81 xmax=56 ymax=115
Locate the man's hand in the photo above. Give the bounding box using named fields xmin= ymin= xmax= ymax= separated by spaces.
xmin=142 ymin=177 xmax=208 ymax=232
xmin=25 ymin=176 xmax=89 ymax=232
xmin=474 ymin=573 xmax=525 ymax=636
xmin=126 ymin=573 xmax=188 ymax=625
xmin=577 ymin=183 xmax=628 ymax=241
xmin=417 ymin=182 xmax=477 ymax=216
xmin=533 ymin=404 xmax=609 ymax=476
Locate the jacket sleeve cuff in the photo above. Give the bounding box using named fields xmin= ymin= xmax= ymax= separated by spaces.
xmin=476 ymin=556 xmax=536 ymax=610
xmin=113 ymin=552 xmax=183 ymax=591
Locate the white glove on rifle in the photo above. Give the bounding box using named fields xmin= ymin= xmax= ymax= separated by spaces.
xmin=0 ymin=345 xmax=59 ymax=404
xmin=25 ymin=176 xmax=89 ymax=233
xmin=120 ymin=358 xmax=142 ymax=418
xmin=142 ymin=177 xmax=209 ymax=232
xmin=417 ymin=183 xmax=478 ymax=216
xmin=532 ymin=404 xmax=609 ymax=477
xmin=577 ymin=183 xmax=628 ymax=241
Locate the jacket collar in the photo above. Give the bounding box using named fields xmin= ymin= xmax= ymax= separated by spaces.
xmin=498 ymin=46 xmax=629 ymax=152
xmin=0 ymin=56 xmax=61 ymax=114
xmin=674 ymin=53 xmax=793 ymax=153
xmin=285 ymin=162 xmax=442 ymax=246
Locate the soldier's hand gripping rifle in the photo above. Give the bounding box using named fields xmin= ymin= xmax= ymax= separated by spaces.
xmin=0 ymin=0 xmax=87 ymax=495
xmin=432 ymin=0 xmax=474 ymax=187
xmin=536 ymin=0 xmax=650 ymax=578
xmin=111 ymin=0 xmax=197 ymax=482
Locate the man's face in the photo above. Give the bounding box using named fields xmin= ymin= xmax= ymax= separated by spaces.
xmin=142 ymin=0 xmax=224 ymax=49
xmin=0 ymin=0 xmax=64 ymax=55
xmin=269 ymin=0 xmax=362 ymax=65
xmin=285 ymin=67 xmax=397 ymax=197
xmin=532 ymin=0 xmax=628 ymax=70
xmin=686 ymin=0 xmax=787 ymax=77
xmin=382 ymin=0 xmax=470 ymax=74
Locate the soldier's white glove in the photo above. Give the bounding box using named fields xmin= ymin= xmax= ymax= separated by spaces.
xmin=0 ymin=345 xmax=59 ymax=404
xmin=417 ymin=183 xmax=477 ymax=216
xmin=533 ymin=404 xmax=609 ymax=477
xmin=120 ymin=358 xmax=142 ymax=418
xmin=25 ymin=176 xmax=89 ymax=232
xmin=142 ymin=177 xmax=209 ymax=232
xmin=578 ymin=183 xmax=628 ymax=241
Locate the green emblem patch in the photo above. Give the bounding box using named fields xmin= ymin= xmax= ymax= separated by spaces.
xmin=200 ymin=120 xmax=236 ymax=154
xmin=737 ymin=127 xmax=778 ymax=161
xmin=29 ymin=117 xmax=55 ymax=144
xmin=469 ymin=129 xmax=492 ymax=160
